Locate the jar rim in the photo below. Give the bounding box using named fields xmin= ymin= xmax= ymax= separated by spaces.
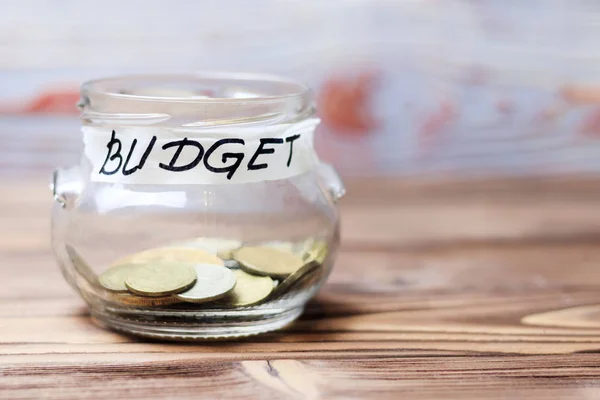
xmin=82 ymin=72 xmax=310 ymax=103
xmin=80 ymin=72 xmax=314 ymax=126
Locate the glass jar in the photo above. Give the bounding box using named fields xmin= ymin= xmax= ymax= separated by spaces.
xmin=51 ymin=73 xmax=344 ymax=340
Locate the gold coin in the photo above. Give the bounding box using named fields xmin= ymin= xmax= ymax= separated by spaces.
xmin=175 ymin=237 xmax=242 ymax=260
xmin=108 ymin=293 xmax=181 ymax=306
xmin=304 ymin=241 xmax=329 ymax=264
xmin=125 ymin=262 xmax=197 ymax=297
xmin=221 ymin=269 xmax=274 ymax=307
xmin=176 ymin=264 xmax=237 ymax=304
xmin=99 ymin=264 xmax=136 ymax=292
xmin=234 ymin=246 xmax=304 ymax=279
xmin=269 ymin=262 xmax=321 ymax=299
xmin=65 ymin=245 xmax=99 ymax=287
xmin=292 ymin=237 xmax=315 ymax=257
xmin=262 ymin=240 xmax=295 ymax=253
xmin=114 ymin=247 xmax=224 ymax=266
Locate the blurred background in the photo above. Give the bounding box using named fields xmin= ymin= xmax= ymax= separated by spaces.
xmin=6 ymin=0 xmax=600 ymax=321
xmin=4 ymin=0 xmax=600 ymax=178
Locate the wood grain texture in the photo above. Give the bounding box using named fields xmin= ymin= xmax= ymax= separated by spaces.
xmin=4 ymin=175 xmax=600 ymax=399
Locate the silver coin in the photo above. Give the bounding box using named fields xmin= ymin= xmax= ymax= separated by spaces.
xmin=223 ymin=259 xmax=241 ymax=269
xmin=175 ymin=264 xmax=237 ymax=303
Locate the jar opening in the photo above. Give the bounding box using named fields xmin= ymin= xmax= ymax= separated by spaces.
xmin=80 ymin=73 xmax=313 ymax=127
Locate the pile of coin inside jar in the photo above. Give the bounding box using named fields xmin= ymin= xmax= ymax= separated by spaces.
xmin=66 ymin=238 xmax=328 ymax=308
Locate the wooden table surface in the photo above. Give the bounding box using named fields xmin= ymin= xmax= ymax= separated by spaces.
xmin=5 ymin=173 xmax=600 ymax=399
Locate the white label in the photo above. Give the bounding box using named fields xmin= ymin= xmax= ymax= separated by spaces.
xmin=83 ymin=119 xmax=320 ymax=185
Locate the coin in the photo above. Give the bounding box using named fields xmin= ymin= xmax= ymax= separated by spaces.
xmin=108 ymin=293 xmax=182 ymax=306
xmin=99 ymin=264 xmax=136 ymax=292
xmin=125 ymin=262 xmax=197 ymax=297
xmin=233 ymin=246 xmax=304 ymax=279
xmin=304 ymin=241 xmax=329 ymax=264
xmin=292 ymin=237 xmax=315 ymax=257
xmin=114 ymin=247 xmax=224 ymax=266
xmin=269 ymin=261 xmax=321 ymax=299
xmin=176 ymin=264 xmax=237 ymax=303
xmin=221 ymin=269 xmax=274 ymax=307
xmin=175 ymin=237 xmax=242 ymax=259
xmin=224 ymin=259 xmax=241 ymax=269
xmin=65 ymin=245 xmax=99 ymax=287
xmin=262 ymin=240 xmax=295 ymax=253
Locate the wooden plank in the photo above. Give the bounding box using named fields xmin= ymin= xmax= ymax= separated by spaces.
xmin=3 ymin=356 xmax=600 ymax=400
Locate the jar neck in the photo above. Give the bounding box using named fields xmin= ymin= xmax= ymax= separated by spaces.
xmin=78 ymin=73 xmax=319 ymax=185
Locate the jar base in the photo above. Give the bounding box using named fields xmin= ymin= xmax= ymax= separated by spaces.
xmin=90 ymin=305 xmax=304 ymax=340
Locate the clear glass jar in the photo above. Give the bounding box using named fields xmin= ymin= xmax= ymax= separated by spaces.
xmin=51 ymin=73 xmax=344 ymax=340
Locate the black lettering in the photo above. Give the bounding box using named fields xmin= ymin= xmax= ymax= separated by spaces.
xmin=122 ymin=136 xmax=157 ymax=176
xmin=159 ymin=138 xmax=204 ymax=172
xmin=203 ymin=138 xmax=245 ymax=180
xmin=285 ymin=134 xmax=300 ymax=167
xmin=247 ymin=138 xmax=284 ymax=171
xmin=99 ymin=130 xmax=123 ymax=175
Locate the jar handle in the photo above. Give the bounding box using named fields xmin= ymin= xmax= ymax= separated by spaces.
xmin=317 ymin=163 xmax=346 ymax=203
xmin=51 ymin=165 xmax=83 ymax=208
